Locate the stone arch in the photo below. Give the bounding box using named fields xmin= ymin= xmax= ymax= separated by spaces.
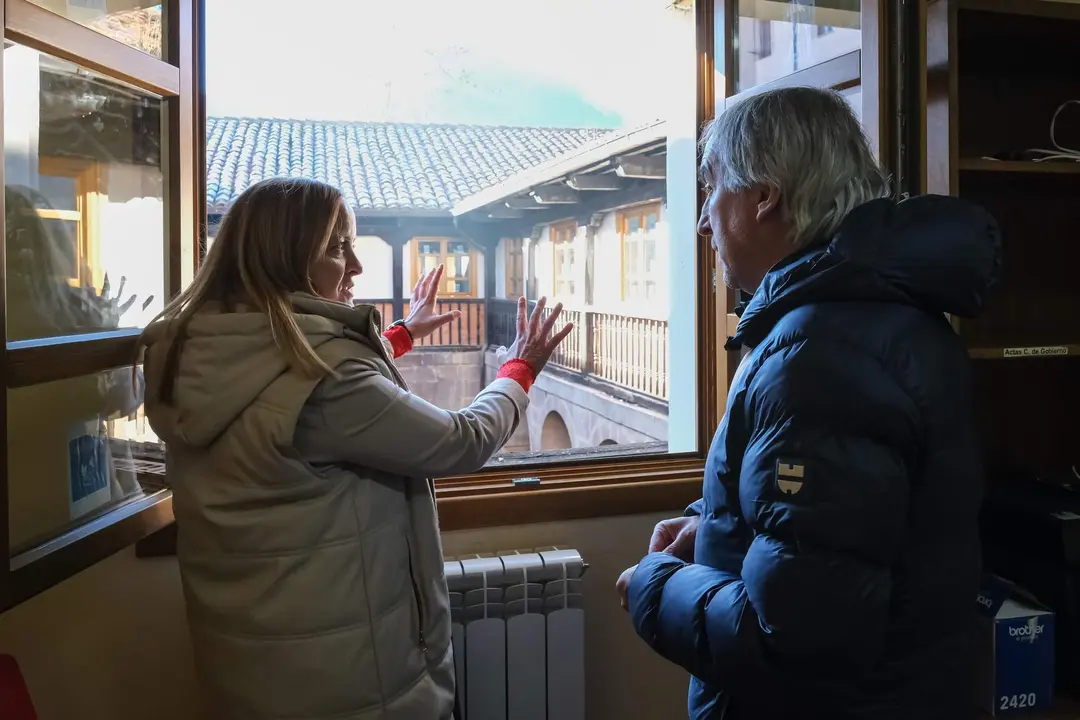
xmin=599 ymin=439 xmax=618 ymax=446
xmin=540 ymin=411 xmax=572 ymax=450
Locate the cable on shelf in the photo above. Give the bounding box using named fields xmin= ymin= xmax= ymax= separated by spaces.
xmin=981 ymin=99 xmax=1080 ymax=164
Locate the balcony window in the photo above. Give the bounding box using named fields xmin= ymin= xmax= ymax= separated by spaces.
xmin=620 ymin=203 xmax=661 ymax=304
xmin=551 ymin=222 xmax=578 ymax=300
xmin=414 ymin=238 xmax=475 ymax=297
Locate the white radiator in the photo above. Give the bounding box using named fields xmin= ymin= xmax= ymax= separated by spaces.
xmin=444 ymin=548 xmax=587 ymax=720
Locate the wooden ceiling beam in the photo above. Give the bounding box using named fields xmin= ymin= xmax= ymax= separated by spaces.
xmin=530 ymin=185 xmax=580 ymax=205
xmin=567 ymin=173 xmax=622 ymax=191
xmin=615 ymin=155 xmax=666 ymax=180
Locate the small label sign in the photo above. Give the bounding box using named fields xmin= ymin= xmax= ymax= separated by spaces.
xmin=1002 ymin=346 xmax=1069 ymax=359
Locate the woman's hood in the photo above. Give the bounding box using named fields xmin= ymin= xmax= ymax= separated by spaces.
xmin=142 ymin=294 xmax=385 ymax=449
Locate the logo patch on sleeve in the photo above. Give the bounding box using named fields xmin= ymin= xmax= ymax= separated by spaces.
xmin=775 ymin=459 xmax=806 ymax=496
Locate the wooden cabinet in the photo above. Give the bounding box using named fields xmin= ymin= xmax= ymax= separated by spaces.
xmin=924 ymin=0 xmax=1080 ymax=478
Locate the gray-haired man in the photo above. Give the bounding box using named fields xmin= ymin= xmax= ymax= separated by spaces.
xmin=618 ymin=87 xmax=1001 ymax=719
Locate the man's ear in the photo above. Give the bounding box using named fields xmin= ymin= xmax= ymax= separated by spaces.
xmin=755 ymin=184 xmax=782 ymax=222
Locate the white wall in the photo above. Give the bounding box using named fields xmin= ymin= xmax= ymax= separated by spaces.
xmin=0 ymin=512 xmax=692 ymax=720
xmin=352 ymin=235 xmax=393 ymax=299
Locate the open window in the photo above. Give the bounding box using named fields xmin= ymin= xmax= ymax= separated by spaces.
xmin=126 ymin=0 xmax=895 ymax=551
xmin=198 ymin=0 xmax=709 ymax=513
xmin=0 ymin=0 xmax=202 ymax=609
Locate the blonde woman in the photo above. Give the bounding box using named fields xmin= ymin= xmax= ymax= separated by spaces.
xmin=138 ymin=177 xmax=571 ymax=719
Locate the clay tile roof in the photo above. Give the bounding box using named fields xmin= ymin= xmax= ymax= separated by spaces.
xmin=206 ymin=117 xmax=609 ymax=215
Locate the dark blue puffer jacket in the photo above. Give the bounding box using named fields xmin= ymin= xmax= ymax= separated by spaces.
xmin=628 ymin=195 xmax=1001 ymax=720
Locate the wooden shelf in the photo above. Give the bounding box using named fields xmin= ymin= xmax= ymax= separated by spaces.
xmin=959 ymin=159 xmax=1080 ymax=175
xmin=969 ymin=344 xmax=1080 ymax=360
xmin=959 ymin=0 xmax=1080 ymax=21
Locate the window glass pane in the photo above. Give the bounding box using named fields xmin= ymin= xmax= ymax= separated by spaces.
xmin=8 ymin=367 xmax=163 ymax=554
xmin=26 ymin=2 xmax=165 ymax=60
xmin=37 ymin=173 xmax=78 ymax=211
xmin=38 ymin=218 xmax=80 ymax=278
xmin=4 ymin=46 xmax=165 ymax=344
xmin=736 ymin=0 xmax=861 ymax=92
xmin=207 ymin=0 xmax=698 ymax=461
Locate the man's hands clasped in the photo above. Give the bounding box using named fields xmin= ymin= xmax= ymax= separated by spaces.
xmin=616 ymin=514 xmax=701 ymax=612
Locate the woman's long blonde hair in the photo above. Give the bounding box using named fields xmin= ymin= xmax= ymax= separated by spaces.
xmin=137 ymin=177 xmax=352 ymax=404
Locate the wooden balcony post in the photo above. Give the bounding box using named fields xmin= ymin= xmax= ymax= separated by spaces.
xmin=526 ymin=225 xmax=541 ymax=300
xmin=585 ymin=213 xmax=603 ymax=308
xmin=482 ymin=241 xmax=498 ymax=347
xmin=389 ymin=233 xmax=407 ymax=322
xmin=584 ymin=310 xmax=595 ymax=376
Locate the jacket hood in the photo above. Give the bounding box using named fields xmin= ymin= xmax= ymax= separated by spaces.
xmin=729 ymin=194 xmax=1002 ymax=349
xmin=142 ymin=294 xmax=387 ymax=449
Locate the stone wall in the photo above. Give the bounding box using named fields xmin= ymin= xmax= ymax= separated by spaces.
xmin=396 ymin=349 xmax=484 ymax=412
xmin=484 ymin=349 xmax=667 ymax=451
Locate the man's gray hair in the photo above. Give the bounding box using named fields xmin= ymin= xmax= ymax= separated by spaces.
xmin=700 ymin=86 xmax=891 ymax=247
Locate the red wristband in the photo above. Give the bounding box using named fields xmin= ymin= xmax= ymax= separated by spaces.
xmin=497 ymin=358 xmax=536 ymax=393
xmin=383 ymin=324 xmax=413 ymax=358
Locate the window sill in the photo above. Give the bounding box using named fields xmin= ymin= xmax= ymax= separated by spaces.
xmin=6 ymin=488 xmax=173 ymax=609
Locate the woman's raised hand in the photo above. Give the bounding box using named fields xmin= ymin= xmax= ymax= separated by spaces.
xmin=505 ymin=296 xmax=573 ymax=374
xmin=403 ymin=265 xmax=460 ymax=341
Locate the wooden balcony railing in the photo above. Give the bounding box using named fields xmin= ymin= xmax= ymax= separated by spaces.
xmin=360 ymin=298 xmax=486 ymax=348
xmin=488 ymin=299 xmax=669 ymax=401
xmin=358 ymin=297 xmax=669 ymax=400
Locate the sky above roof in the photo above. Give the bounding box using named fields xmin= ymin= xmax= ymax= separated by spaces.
xmin=205 ymin=0 xmax=682 ymax=129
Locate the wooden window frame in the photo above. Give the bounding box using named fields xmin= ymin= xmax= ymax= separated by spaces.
xmin=549 ymin=221 xmax=577 ymax=301
xmin=617 ymin=201 xmax=662 ymax=304
xmin=412 ymin=236 xmax=478 ymax=299
xmin=0 ymin=0 xmax=203 ymax=610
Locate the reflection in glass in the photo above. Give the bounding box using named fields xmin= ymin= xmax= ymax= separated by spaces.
xmin=736 ymin=0 xmax=861 ymax=92
xmin=27 ymin=1 xmax=164 ymax=59
xmin=8 ymin=367 xmax=162 ymax=554
xmin=4 ymin=45 xmax=165 ymax=343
